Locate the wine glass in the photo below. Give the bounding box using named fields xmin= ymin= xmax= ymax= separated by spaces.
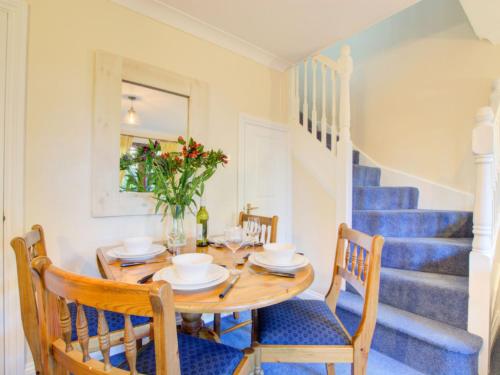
xmin=224 ymin=226 xmax=244 ymax=274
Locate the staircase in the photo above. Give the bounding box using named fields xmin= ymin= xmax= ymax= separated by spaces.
xmin=336 ymin=150 xmax=483 ymax=375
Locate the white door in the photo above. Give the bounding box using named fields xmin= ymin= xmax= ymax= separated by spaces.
xmin=239 ymin=115 xmax=291 ymax=242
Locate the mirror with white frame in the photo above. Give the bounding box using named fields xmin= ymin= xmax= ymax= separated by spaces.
xmin=92 ymin=51 xmax=208 ymax=217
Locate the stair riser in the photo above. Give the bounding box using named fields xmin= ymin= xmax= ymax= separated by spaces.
xmin=353 ymin=211 xmax=473 ymax=238
xmin=378 ymin=274 xmax=468 ymax=330
xmin=337 ymin=307 xmax=478 ymax=375
xmin=382 ymin=240 xmax=470 ymax=276
xmin=353 ymin=165 xmax=381 ymax=186
xmin=353 ymin=187 xmax=419 ymax=210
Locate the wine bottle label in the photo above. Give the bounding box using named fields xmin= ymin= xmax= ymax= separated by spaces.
xmin=196 ymin=224 xmax=203 ymax=240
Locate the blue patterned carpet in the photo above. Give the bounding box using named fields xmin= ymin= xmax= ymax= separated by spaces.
xmin=218 ymin=312 xmax=424 ymax=375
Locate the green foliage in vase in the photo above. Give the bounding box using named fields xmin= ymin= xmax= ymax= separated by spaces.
xmin=121 ymin=137 xmax=228 ymax=218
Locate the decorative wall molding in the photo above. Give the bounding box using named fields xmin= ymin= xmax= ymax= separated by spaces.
xmin=111 ymin=0 xmax=291 ymax=72
xmin=0 ymin=0 xmax=28 ymax=373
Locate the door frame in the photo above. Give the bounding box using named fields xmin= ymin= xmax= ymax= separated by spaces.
xmin=238 ymin=114 xmax=292 ymax=241
xmin=1 ymin=0 xmax=28 ymax=374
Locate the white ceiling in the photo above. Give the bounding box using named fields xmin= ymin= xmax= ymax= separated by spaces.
xmin=114 ymin=0 xmax=418 ymax=70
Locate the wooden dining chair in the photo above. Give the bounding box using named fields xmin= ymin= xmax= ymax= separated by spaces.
xmin=252 ymin=223 xmax=384 ymax=375
xmin=31 ymin=255 xmax=255 ymax=375
xmin=213 ymin=213 xmax=279 ymax=338
xmin=10 ymin=225 xmax=150 ymax=374
xmin=239 ymin=212 xmax=278 ymax=244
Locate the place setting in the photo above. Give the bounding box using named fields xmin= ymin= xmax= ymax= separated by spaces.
xmin=105 ymin=236 xmax=169 ymax=263
xmin=152 ymin=253 xmax=230 ymax=292
xmin=248 ymin=243 xmax=309 ymax=277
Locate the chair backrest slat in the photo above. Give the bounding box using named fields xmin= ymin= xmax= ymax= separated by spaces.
xmin=238 ymin=212 xmax=278 ymax=243
xmin=76 ymin=303 xmax=91 ymax=362
xmin=124 ymin=315 xmax=138 ymax=375
xmin=97 ymin=309 xmax=112 ymax=371
xmin=58 ymin=297 xmax=74 ymax=352
xmin=326 ymin=223 xmax=384 ymax=350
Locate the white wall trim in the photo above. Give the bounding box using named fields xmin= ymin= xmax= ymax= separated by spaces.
xmin=355 ymin=145 xmax=474 ymax=211
xmin=1 ymin=0 xmax=28 ymax=374
xmin=111 ymin=0 xmax=291 ymax=72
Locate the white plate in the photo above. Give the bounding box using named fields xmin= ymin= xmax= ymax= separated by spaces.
xmin=255 ymin=252 xmax=308 ymax=267
xmin=250 ymin=253 xmax=309 ymax=271
xmin=152 ymin=264 xmax=229 ymax=291
xmin=108 ymin=244 xmax=166 ymax=261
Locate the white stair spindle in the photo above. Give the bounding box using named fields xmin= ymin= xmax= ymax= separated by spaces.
xmin=303 ymin=59 xmax=308 ymax=129
xmin=331 ymin=67 xmax=337 ymax=151
xmin=321 ymin=63 xmax=327 ymax=148
xmin=311 ymin=59 xmax=318 ymax=139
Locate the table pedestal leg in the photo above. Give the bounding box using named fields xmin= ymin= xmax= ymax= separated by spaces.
xmin=180 ymin=313 xmax=220 ymax=342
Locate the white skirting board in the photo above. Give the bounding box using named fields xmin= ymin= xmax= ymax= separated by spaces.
xmin=355 ymin=146 xmax=474 ymax=211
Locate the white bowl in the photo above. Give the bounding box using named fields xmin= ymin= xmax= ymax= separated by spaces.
xmin=122 ymin=236 xmax=153 ymax=254
xmin=263 ymin=243 xmax=296 ymax=265
xmin=172 ymin=253 xmax=214 ymax=282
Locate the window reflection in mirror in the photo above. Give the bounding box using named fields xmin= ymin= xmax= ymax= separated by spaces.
xmin=119 ymin=81 xmax=189 ymax=192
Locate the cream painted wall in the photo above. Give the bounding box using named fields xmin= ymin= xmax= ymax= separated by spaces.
xmin=25 ymin=0 xmax=286 ymax=275
xmin=323 ymin=0 xmax=500 ymax=193
xmin=292 ymin=158 xmax=336 ymax=294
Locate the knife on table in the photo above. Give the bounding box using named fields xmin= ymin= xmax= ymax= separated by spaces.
xmin=219 ymin=274 xmax=241 ymax=299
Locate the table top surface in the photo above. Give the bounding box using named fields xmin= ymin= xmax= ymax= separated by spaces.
xmin=96 ymin=241 xmax=314 ymax=314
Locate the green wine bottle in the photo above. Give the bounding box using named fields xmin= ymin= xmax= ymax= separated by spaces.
xmin=196 ymin=197 xmax=209 ymax=247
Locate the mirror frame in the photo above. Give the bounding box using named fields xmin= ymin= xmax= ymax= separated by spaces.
xmin=92 ymin=51 xmax=208 ymax=217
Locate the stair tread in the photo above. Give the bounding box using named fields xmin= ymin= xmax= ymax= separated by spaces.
xmin=385 ymin=237 xmax=472 ymax=246
xmin=381 ymin=267 xmax=468 ymax=292
xmin=337 ymin=291 xmax=482 ymax=355
xmin=354 ymin=208 xmax=472 ymax=214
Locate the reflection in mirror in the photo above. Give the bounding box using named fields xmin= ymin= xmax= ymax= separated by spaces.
xmin=119 ymin=81 xmax=189 ymax=192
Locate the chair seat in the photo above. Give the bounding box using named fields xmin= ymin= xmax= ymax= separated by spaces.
xmin=257 ymin=299 xmax=351 ymax=346
xmin=116 ymin=333 xmax=244 ymax=375
xmin=68 ymin=303 xmax=150 ymax=341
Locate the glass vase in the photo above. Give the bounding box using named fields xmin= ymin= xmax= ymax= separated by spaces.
xmin=167 ymin=204 xmax=186 ymax=254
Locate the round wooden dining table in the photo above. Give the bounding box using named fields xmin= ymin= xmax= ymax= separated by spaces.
xmin=96 ymin=240 xmax=314 ymax=341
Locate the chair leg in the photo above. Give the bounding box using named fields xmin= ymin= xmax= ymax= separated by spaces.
xmin=352 ymin=348 xmax=368 ymax=375
xmin=233 ymin=312 xmax=240 ymax=320
xmin=253 ymin=343 xmax=264 ymax=375
xmin=326 ymin=363 xmax=335 ymax=375
xmin=213 ymin=313 xmax=221 ymax=337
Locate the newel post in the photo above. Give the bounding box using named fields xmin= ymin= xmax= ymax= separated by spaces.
xmin=469 ymin=106 xmax=495 ymax=375
xmin=472 ymin=107 xmax=495 ymax=255
xmin=336 ymin=45 xmax=353 ymax=226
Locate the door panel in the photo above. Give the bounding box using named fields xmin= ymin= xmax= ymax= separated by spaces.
xmin=239 ymin=117 xmax=291 ymax=242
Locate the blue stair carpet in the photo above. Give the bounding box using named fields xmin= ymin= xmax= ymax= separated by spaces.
xmin=337 ymin=292 xmax=482 ymax=375
xmin=353 ymin=165 xmax=381 ymax=186
xmin=350 ymin=151 xmax=481 ymax=374
xmin=354 ymin=186 xmax=419 ymax=210
xmin=382 ymin=237 xmax=471 ymax=276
